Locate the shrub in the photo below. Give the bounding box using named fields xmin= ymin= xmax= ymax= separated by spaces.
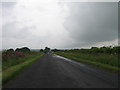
xmin=15 ymin=47 xmax=30 ymax=52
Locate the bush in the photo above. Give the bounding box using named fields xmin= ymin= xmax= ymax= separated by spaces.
xmin=6 ymin=49 xmax=14 ymax=53
xmin=15 ymin=47 xmax=30 ymax=52
xmin=44 ymin=47 xmax=50 ymax=53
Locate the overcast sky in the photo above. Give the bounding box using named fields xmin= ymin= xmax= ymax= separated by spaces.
xmin=1 ymin=0 xmax=118 ymax=49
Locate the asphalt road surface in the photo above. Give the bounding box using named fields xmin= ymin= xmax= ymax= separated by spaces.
xmin=4 ymin=53 xmax=118 ymax=88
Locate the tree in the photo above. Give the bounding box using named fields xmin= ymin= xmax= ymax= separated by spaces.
xmin=21 ymin=47 xmax=30 ymax=52
xmin=52 ymin=49 xmax=59 ymax=52
xmin=91 ymin=47 xmax=99 ymax=53
xmin=44 ymin=47 xmax=50 ymax=53
xmin=6 ymin=48 xmax=14 ymax=53
xmin=15 ymin=47 xmax=30 ymax=52
xmin=15 ymin=48 xmax=21 ymax=52
xmin=40 ymin=49 xmax=44 ymax=52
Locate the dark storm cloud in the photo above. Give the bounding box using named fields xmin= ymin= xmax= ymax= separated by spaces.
xmin=64 ymin=2 xmax=118 ymax=47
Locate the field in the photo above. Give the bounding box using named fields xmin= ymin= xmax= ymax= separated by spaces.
xmin=55 ymin=46 xmax=120 ymax=71
xmin=55 ymin=52 xmax=119 ymax=71
xmin=2 ymin=48 xmax=44 ymax=85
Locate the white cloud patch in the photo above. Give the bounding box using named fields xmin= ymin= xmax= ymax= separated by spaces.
xmin=2 ymin=1 xmax=73 ymax=49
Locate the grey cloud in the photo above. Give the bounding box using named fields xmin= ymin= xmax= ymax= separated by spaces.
xmin=64 ymin=2 xmax=118 ymax=47
xmin=2 ymin=2 xmax=118 ymax=49
xmin=2 ymin=22 xmax=41 ymax=49
xmin=2 ymin=22 xmax=36 ymax=39
xmin=1 ymin=2 xmax=16 ymax=8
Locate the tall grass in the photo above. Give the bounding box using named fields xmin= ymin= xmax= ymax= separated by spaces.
xmin=2 ymin=51 xmax=41 ymax=70
xmin=2 ymin=51 xmax=44 ymax=85
xmin=55 ymin=52 xmax=119 ymax=71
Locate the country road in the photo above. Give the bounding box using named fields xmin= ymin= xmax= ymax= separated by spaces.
xmin=4 ymin=53 xmax=118 ymax=88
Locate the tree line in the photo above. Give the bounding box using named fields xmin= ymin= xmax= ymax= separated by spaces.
xmin=52 ymin=46 xmax=120 ymax=54
xmin=3 ymin=46 xmax=120 ymax=54
xmin=3 ymin=47 xmax=51 ymax=53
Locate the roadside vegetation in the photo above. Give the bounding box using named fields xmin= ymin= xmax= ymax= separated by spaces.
xmin=2 ymin=47 xmax=44 ymax=85
xmin=54 ymin=46 xmax=120 ymax=71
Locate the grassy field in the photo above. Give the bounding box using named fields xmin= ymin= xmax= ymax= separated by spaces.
xmin=2 ymin=51 xmax=44 ymax=85
xmin=55 ymin=52 xmax=119 ymax=71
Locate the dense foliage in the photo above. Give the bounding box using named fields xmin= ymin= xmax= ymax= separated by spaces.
xmin=40 ymin=47 xmax=51 ymax=53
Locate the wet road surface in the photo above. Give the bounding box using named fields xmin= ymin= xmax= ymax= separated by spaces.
xmin=4 ymin=54 xmax=118 ymax=88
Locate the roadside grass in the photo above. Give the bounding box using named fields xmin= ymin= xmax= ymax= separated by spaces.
xmin=2 ymin=52 xmax=42 ymax=70
xmin=0 ymin=52 xmax=1 ymax=88
xmin=55 ymin=52 xmax=119 ymax=71
xmin=2 ymin=52 xmax=44 ymax=85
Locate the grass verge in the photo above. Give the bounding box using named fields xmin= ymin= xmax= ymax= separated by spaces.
xmin=2 ymin=53 xmax=44 ymax=85
xmin=55 ymin=52 xmax=119 ymax=72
